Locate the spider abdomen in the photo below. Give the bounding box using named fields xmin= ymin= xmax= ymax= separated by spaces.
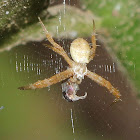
xmin=70 ymin=38 xmax=90 ymax=63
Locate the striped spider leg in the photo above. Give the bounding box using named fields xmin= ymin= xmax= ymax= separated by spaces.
xmin=86 ymin=70 xmax=121 ymax=102
xmin=19 ymin=18 xmax=74 ymax=90
xmin=87 ymin=21 xmax=121 ymax=102
xmin=38 ymin=17 xmax=74 ymax=67
xmin=18 ymin=68 xmax=74 ymax=90
xmin=89 ymin=20 xmax=97 ymax=62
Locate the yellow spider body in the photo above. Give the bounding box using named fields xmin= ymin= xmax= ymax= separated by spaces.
xmin=70 ymin=38 xmax=90 ymax=63
xmin=19 ymin=18 xmax=121 ymax=102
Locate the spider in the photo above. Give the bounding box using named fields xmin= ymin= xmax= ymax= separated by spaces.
xmin=18 ymin=17 xmax=121 ymax=102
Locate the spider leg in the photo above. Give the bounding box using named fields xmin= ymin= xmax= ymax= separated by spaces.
xmin=18 ymin=68 xmax=74 ymax=90
xmin=86 ymin=70 xmax=121 ymax=102
xmin=38 ymin=17 xmax=74 ymax=67
xmin=89 ymin=20 xmax=97 ymax=62
xmin=44 ymin=44 xmax=67 ymax=60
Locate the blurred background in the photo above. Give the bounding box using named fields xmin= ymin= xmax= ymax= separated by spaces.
xmin=0 ymin=0 xmax=140 ymax=140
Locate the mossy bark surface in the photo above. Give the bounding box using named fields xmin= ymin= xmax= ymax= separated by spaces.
xmin=0 ymin=0 xmax=49 ymax=45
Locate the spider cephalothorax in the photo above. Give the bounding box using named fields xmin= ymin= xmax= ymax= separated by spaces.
xmin=19 ymin=17 xmax=121 ymax=102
